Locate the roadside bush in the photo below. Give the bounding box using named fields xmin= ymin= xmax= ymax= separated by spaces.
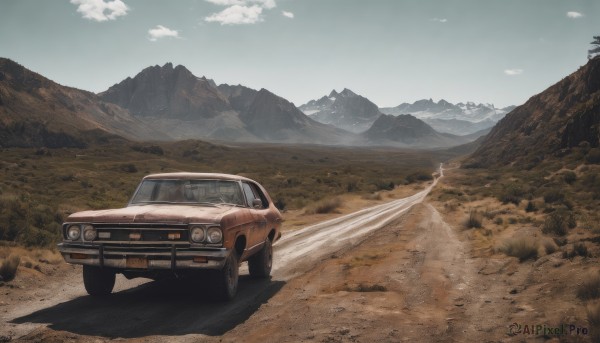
xmin=577 ymin=273 xmax=600 ymax=300
xmin=498 ymin=183 xmax=525 ymax=205
xmin=563 ymin=171 xmax=577 ymax=184
xmin=0 ymin=255 xmax=20 ymax=281
xmin=543 ymin=190 xmax=565 ymax=204
xmin=466 ymin=209 xmax=483 ymax=228
xmin=305 ymin=197 xmax=342 ymax=214
xmin=500 ymin=238 xmax=538 ymax=262
xmin=525 ymin=201 xmax=537 ymax=213
xmin=542 ymin=211 xmax=572 ymax=236
xmin=585 ymin=148 xmax=600 ymax=164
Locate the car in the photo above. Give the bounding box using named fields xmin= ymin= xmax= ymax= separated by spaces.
xmin=58 ymin=172 xmax=283 ymax=300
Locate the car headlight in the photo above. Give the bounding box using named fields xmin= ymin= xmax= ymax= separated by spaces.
xmin=67 ymin=225 xmax=81 ymax=240
xmin=83 ymin=225 xmax=96 ymax=241
xmin=190 ymin=226 xmax=205 ymax=243
xmin=206 ymin=227 xmax=222 ymax=244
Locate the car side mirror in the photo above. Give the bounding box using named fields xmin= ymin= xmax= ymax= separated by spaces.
xmin=252 ymin=199 xmax=262 ymax=209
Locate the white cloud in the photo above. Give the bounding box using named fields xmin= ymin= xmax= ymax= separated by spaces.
xmin=504 ymin=69 xmax=524 ymax=76
xmin=148 ymin=25 xmax=180 ymax=42
xmin=204 ymin=0 xmax=276 ymax=24
xmin=205 ymin=0 xmax=276 ymax=9
xmin=282 ymin=11 xmax=294 ymax=19
xmin=431 ymin=18 xmax=448 ymax=23
xmin=205 ymin=5 xmax=263 ymax=25
xmin=566 ymin=11 xmax=583 ymax=19
xmin=70 ymin=0 xmax=129 ymax=22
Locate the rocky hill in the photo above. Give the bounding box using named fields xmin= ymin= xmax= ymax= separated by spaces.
xmin=299 ymin=89 xmax=382 ymax=133
xmin=0 ymin=58 xmax=164 ymax=147
xmin=468 ymin=56 xmax=600 ymax=167
xmin=99 ymin=63 xmax=230 ymax=119
xmin=362 ymin=114 xmax=469 ymax=148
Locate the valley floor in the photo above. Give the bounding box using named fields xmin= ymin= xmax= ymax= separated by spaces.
xmin=1 ymin=169 xmax=597 ymax=342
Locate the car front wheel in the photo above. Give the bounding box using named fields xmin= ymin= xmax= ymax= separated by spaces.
xmin=83 ymin=265 xmax=116 ymax=296
xmin=215 ymin=252 xmax=239 ymax=300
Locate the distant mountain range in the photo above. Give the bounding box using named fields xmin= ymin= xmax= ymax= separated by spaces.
xmin=0 ymin=57 xmax=486 ymax=149
xmin=380 ymin=99 xmax=516 ymax=136
xmin=467 ymin=56 xmax=600 ymax=167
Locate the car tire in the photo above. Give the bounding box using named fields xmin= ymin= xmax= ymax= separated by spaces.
xmin=83 ymin=265 xmax=116 ymax=296
xmin=248 ymin=239 xmax=272 ymax=278
xmin=215 ymin=252 xmax=239 ymax=301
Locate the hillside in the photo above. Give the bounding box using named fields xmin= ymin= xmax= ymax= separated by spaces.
xmin=468 ymin=56 xmax=600 ymax=167
xmin=0 ymin=58 xmax=164 ymax=148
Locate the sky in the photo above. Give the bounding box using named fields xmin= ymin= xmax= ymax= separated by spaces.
xmin=0 ymin=0 xmax=599 ymax=108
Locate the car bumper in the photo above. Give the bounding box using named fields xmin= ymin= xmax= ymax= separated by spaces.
xmin=58 ymin=243 xmax=229 ymax=270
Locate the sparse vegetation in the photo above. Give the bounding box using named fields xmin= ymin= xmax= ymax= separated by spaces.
xmin=563 ymin=242 xmax=590 ymax=258
xmin=500 ymin=238 xmax=538 ymax=262
xmin=466 ymin=209 xmax=483 ymax=228
xmin=542 ymin=211 xmax=571 ymax=236
xmin=577 ymin=273 xmax=600 ymax=300
xmin=0 ymin=255 xmax=20 ymax=281
xmin=304 ymin=197 xmax=343 ymax=215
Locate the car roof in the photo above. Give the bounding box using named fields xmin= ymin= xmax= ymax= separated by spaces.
xmin=143 ymin=172 xmax=256 ymax=183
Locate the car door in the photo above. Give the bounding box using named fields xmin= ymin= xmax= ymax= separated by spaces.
xmin=241 ymin=182 xmax=269 ymax=249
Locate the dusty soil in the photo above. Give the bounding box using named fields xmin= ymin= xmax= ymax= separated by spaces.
xmin=1 ymin=167 xmax=596 ymax=342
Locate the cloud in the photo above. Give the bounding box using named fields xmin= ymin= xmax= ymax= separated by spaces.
xmin=504 ymin=69 xmax=524 ymax=76
xmin=148 ymin=25 xmax=180 ymax=42
xmin=566 ymin=11 xmax=583 ymax=19
xmin=430 ymin=18 xmax=448 ymax=23
xmin=70 ymin=0 xmax=129 ymax=22
xmin=205 ymin=5 xmax=263 ymax=25
xmin=282 ymin=11 xmax=294 ymax=19
xmin=204 ymin=0 xmax=276 ymax=24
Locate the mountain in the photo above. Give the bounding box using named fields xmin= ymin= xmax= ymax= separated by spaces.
xmin=100 ymin=64 xmax=354 ymax=144
xmin=362 ymin=114 xmax=470 ymax=148
xmin=468 ymin=56 xmax=600 ymax=167
xmin=299 ymin=89 xmax=382 ymax=133
xmin=380 ymin=99 xmax=515 ymax=135
xmin=99 ymin=63 xmax=230 ymax=120
xmin=0 ymin=58 xmax=165 ymax=148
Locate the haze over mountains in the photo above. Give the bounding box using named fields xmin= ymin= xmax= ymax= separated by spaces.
xmin=0 ymin=57 xmax=503 ymax=149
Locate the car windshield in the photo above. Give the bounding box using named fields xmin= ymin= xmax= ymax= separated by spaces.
xmin=130 ymin=179 xmax=245 ymax=206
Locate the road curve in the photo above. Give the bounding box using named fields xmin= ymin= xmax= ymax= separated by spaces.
xmin=273 ymin=164 xmax=442 ymax=279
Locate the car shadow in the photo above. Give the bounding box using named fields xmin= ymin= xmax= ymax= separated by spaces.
xmin=11 ymin=275 xmax=285 ymax=338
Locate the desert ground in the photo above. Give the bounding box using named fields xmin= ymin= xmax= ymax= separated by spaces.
xmin=0 ymin=166 xmax=596 ymax=343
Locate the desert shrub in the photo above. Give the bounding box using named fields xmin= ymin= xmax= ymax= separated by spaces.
xmin=542 ymin=211 xmax=571 ymax=236
xmin=498 ymin=183 xmax=525 ymax=205
xmin=405 ymin=171 xmax=433 ymax=184
xmin=563 ymin=171 xmax=577 ymax=184
xmin=543 ymin=190 xmax=565 ymax=204
xmin=577 ymin=273 xmax=600 ymax=300
xmin=119 ymin=164 xmax=138 ymax=173
xmin=0 ymin=255 xmax=20 ymax=281
xmin=274 ymin=198 xmax=286 ymax=211
xmin=525 ymin=201 xmax=537 ymax=213
xmin=305 ymin=197 xmax=342 ymax=214
xmin=494 ymin=217 xmax=503 ymax=225
xmin=563 ymin=243 xmax=591 ymax=259
xmin=553 ymin=237 xmax=568 ymax=246
xmin=500 ymin=238 xmax=538 ymax=262
xmin=586 ymin=148 xmax=600 ymax=164
xmin=543 ymin=239 xmax=558 ymax=254
xmin=466 ymin=209 xmax=483 ymax=228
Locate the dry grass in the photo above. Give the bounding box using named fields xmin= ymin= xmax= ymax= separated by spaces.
xmin=466 ymin=209 xmax=484 ymax=229
xmin=578 ymin=273 xmax=600 ymax=300
xmin=0 ymin=255 xmax=20 ymax=281
xmin=500 ymin=238 xmax=538 ymax=262
xmin=304 ymin=197 xmax=343 ymax=215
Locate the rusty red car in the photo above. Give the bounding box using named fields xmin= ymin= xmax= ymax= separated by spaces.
xmin=58 ymin=173 xmax=283 ymax=300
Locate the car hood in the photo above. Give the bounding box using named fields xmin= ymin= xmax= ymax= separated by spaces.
xmin=66 ymin=204 xmax=242 ymax=224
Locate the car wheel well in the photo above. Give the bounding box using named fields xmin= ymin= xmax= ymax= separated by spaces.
xmin=268 ymin=229 xmax=276 ymax=242
xmin=234 ymin=235 xmax=246 ymax=258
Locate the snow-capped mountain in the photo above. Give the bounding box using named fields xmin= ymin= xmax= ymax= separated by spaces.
xmin=298 ymin=89 xmax=381 ymax=133
xmin=380 ymin=99 xmax=515 ymax=135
